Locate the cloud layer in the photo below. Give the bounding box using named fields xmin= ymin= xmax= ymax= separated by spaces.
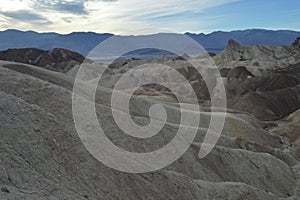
xmin=0 ymin=0 xmax=237 ymax=34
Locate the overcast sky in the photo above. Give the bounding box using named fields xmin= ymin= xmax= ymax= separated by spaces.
xmin=0 ymin=0 xmax=299 ymax=34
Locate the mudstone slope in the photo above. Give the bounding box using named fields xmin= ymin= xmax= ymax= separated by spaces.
xmin=0 ymin=38 xmax=300 ymax=199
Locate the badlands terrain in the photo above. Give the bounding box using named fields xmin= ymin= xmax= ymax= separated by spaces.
xmin=0 ymin=38 xmax=300 ymax=199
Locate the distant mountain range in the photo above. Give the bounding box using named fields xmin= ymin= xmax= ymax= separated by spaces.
xmin=0 ymin=29 xmax=299 ymax=56
xmin=0 ymin=29 xmax=112 ymax=57
xmin=186 ymin=29 xmax=300 ymax=53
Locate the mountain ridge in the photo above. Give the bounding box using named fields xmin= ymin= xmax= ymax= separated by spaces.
xmin=0 ymin=29 xmax=299 ymax=56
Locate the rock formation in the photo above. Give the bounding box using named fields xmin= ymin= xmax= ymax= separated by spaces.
xmin=0 ymin=48 xmax=88 ymax=73
xmin=214 ymin=38 xmax=300 ymax=76
xmin=212 ymin=38 xmax=300 ymax=120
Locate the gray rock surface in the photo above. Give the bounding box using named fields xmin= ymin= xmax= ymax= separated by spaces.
xmin=0 ymin=60 xmax=299 ymax=199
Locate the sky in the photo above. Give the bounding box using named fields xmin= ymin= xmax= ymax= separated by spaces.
xmin=0 ymin=0 xmax=299 ymax=35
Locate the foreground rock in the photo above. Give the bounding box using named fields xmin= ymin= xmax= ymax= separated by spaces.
xmin=0 ymin=61 xmax=299 ymax=199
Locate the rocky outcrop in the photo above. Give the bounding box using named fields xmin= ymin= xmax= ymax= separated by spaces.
xmin=292 ymin=37 xmax=300 ymax=48
xmin=214 ymin=38 xmax=300 ymax=76
xmin=0 ymin=48 xmax=88 ymax=72
xmin=214 ymin=38 xmax=300 ymax=120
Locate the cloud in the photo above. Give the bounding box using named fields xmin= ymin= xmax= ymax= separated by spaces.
xmin=26 ymin=0 xmax=117 ymax=15
xmin=0 ymin=10 xmax=52 ymax=25
xmin=54 ymin=2 xmax=87 ymax=15
xmin=28 ymin=0 xmax=87 ymax=15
